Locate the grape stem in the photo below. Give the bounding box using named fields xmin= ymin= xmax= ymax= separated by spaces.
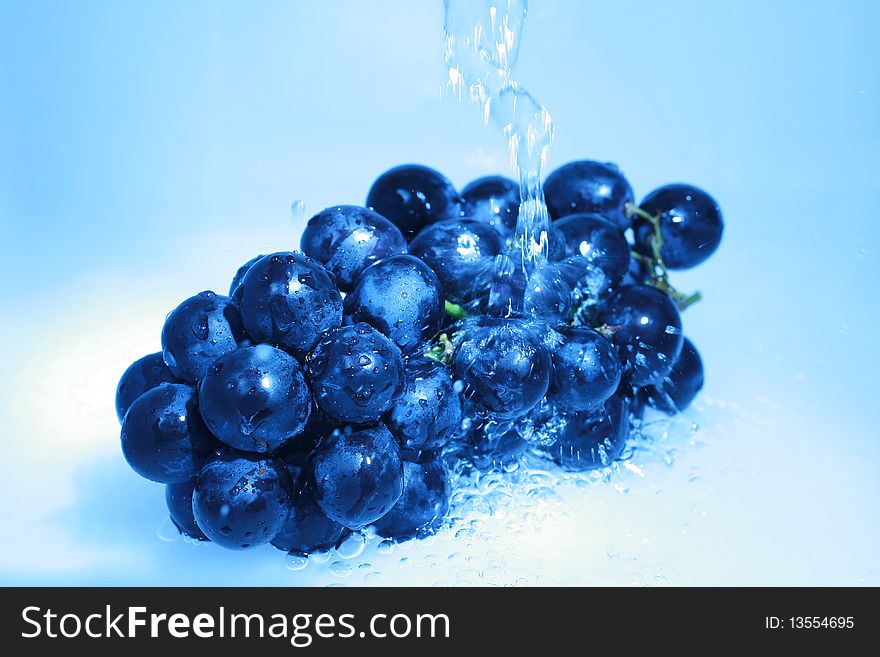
xmin=445 ymin=300 xmax=469 ymax=319
xmin=624 ymin=203 xmax=702 ymax=312
xmin=424 ymin=333 xmax=454 ymax=364
xmin=594 ymin=323 xmax=622 ymax=340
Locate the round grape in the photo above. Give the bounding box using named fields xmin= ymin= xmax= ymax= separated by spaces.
xmin=308 ymin=424 xmax=404 ymax=530
xmin=120 ymin=383 xmax=216 ymax=483
xmin=161 ymin=291 xmax=245 ymax=383
xmin=548 ymin=395 xmax=630 ymax=471
xmin=198 ymin=344 xmax=311 ymax=453
xmin=343 ymin=254 xmax=444 ymax=355
xmin=633 ymin=184 xmax=723 ymax=269
xmin=238 ymin=252 xmax=342 ymax=357
xmin=544 ymin=160 xmax=634 ymax=231
xmin=307 ymin=323 xmax=404 ymax=424
xmin=470 ymin=424 xmax=529 ymax=471
xmin=548 ymin=326 xmax=622 ymax=413
xmin=192 ymin=450 xmax=292 ymax=549
xmin=409 ymin=218 xmax=503 ymax=304
xmin=597 ymin=285 xmax=684 ymax=387
xmin=385 ymin=356 xmax=462 ymax=452
xmin=451 ymin=316 xmax=551 ymax=420
xmin=300 ymin=205 xmax=407 ymax=291
xmin=554 ymin=212 xmax=631 ymax=286
xmin=366 ymin=164 xmax=461 ymax=238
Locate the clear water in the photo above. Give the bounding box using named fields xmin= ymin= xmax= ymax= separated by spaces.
xmin=1 ymin=0 xmax=878 ymax=586
xmin=444 ymin=0 xmax=556 ymax=315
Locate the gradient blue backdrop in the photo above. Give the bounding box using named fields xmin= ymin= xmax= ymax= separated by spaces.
xmin=1 ymin=0 xmax=878 ymax=585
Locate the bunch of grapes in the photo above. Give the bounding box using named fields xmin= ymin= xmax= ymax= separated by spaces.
xmin=116 ymin=160 xmax=722 ymax=554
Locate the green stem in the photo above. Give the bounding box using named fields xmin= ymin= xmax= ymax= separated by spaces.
xmin=625 ymin=204 xmax=657 ymax=224
xmin=444 ymin=300 xmax=469 ymax=319
xmin=625 ymin=203 xmax=702 ymax=313
xmin=424 ymin=333 xmax=454 ymax=364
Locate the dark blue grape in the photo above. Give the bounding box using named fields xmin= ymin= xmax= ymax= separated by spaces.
xmin=544 ymin=160 xmax=634 ymax=231
xmin=120 ymin=383 xmax=216 ymax=483
xmin=470 ymin=424 xmax=529 ymax=471
xmin=238 ymin=252 xmax=342 ymax=357
xmin=548 ymin=326 xmax=622 ymax=413
xmin=643 ymin=337 xmax=704 ymax=414
xmin=461 ymin=175 xmax=519 ymax=238
xmin=115 ymin=352 xmax=178 ymax=422
xmin=372 ymin=456 xmax=449 ymax=540
xmin=343 ymin=254 xmax=444 ymax=355
xmin=308 ymin=424 xmax=404 ymax=530
xmin=633 ymin=184 xmax=723 ymax=269
xmin=451 ymin=316 xmax=551 ymax=420
xmin=192 ymin=450 xmax=292 ymax=549
xmin=300 ymin=205 xmax=407 ymax=291
xmin=229 ymin=254 xmax=264 ymax=302
xmin=409 ymin=218 xmax=503 ymax=304
xmin=548 ymin=395 xmax=630 ymax=471
xmin=366 ymin=164 xmax=462 ymax=238
xmin=197 ymin=344 xmax=311 ymax=453
xmin=385 ymin=356 xmax=462 ymax=452
xmin=554 ymin=212 xmax=631 ymax=287
xmin=270 ymin=473 xmax=348 ymax=554
xmin=161 ymin=291 xmax=245 ymax=383
xmin=306 ymin=323 xmax=404 ymax=424
xmin=597 ymin=285 xmax=683 ymax=387
xmin=165 ymin=479 xmax=208 ymax=541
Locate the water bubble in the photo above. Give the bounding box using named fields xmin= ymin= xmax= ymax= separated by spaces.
xmin=285 ymin=552 xmax=309 ymax=571
xmin=156 ymin=517 xmax=180 ymax=543
xmin=311 ymin=549 xmax=332 ymax=564
xmin=329 ymin=561 xmax=353 ymax=578
xmin=363 ymin=571 xmax=382 ymax=584
xmin=377 ymin=539 xmax=396 ymax=555
xmin=335 ymin=532 xmax=367 ymax=560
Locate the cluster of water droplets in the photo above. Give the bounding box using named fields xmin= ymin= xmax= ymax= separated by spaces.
xmin=308 ymin=410 xmax=700 ymax=586
xmin=443 ymin=0 xmax=557 ymax=317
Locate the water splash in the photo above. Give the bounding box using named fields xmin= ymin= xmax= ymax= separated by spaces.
xmin=443 ymin=0 xmax=556 ymax=315
xmin=290 ymin=199 xmax=306 ymax=224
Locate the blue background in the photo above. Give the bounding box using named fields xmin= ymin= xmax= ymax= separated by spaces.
xmin=1 ymin=0 xmax=878 ymax=585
